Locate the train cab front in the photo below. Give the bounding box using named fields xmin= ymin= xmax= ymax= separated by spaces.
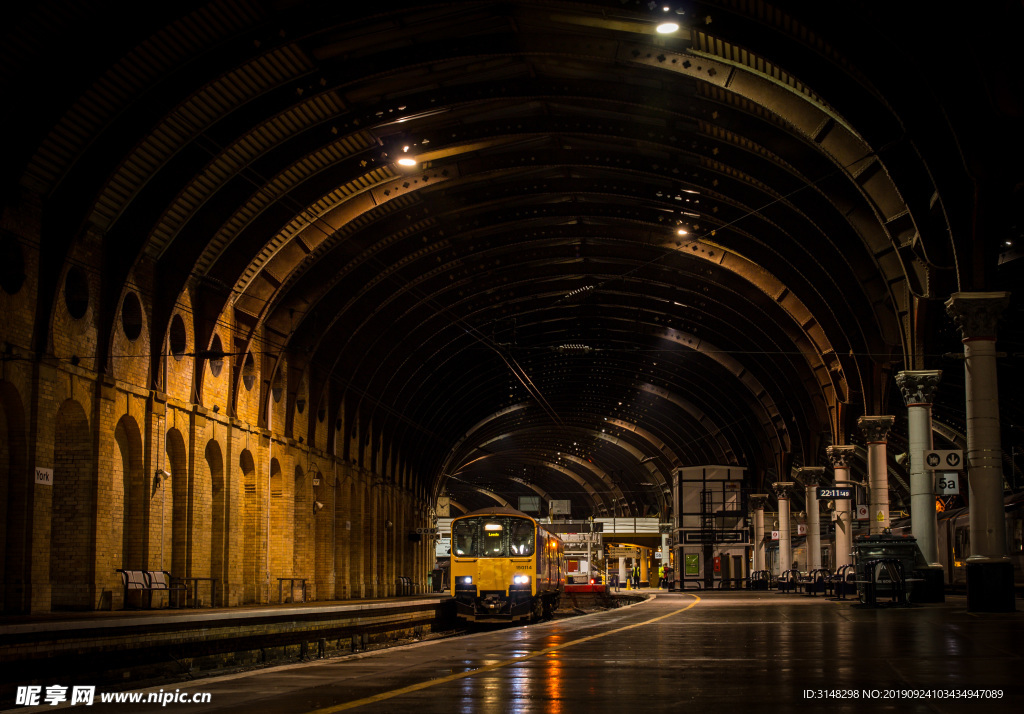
xmin=453 ymin=571 xmax=534 ymax=622
xmin=449 ymin=510 xmax=542 ymax=623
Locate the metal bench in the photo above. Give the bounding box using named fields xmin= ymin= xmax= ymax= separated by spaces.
xmin=117 ymin=569 xmax=186 ymax=609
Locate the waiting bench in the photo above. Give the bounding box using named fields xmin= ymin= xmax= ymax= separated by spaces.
xmin=117 ymin=569 xmax=187 ymax=609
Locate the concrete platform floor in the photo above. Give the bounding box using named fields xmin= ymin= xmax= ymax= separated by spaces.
xmin=7 ymin=590 xmax=1023 ymax=713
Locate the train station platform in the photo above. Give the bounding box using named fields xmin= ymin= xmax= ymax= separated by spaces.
xmin=0 ymin=592 xmax=453 ymax=706
xmin=3 ymin=590 xmax=1023 ymax=712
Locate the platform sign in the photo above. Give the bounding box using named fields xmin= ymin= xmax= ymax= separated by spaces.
xmin=35 ymin=467 xmax=53 ymax=486
xmin=817 ymin=487 xmax=852 ymax=499
xmin=923 ymin=450 xmax=963 ymax=470
xmin=936 ymin=472 xmax=960 ymax=495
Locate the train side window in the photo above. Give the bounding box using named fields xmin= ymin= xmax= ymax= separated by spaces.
xmin=510 ymin=519 xmax=535 ymax=556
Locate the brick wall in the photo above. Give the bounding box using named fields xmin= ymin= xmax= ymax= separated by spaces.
xmin=0 ymin=244 xmax=432 ymax=613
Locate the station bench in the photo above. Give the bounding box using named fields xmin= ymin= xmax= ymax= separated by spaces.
xmin=117 ymin=569 xmax=187 ymax=609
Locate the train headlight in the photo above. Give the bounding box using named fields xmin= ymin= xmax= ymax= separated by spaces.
xmin=462 ymin=576 xmax=473 ymax=585
xmin=513 ymin=574 xmax=531 ymax=585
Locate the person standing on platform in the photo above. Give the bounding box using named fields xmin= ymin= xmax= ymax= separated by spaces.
xmin=632 ymin=562 xmax=641 ymax=589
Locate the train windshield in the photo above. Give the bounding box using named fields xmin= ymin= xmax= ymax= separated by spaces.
xmin=452 ymin=516 xmax=535 ymax=557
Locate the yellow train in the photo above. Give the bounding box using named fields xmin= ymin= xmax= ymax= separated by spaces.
xmin=450 ymin=507 xmax=565 ymax=622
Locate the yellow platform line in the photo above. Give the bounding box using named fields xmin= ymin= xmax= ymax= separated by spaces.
xmin=310 ymin=594 xmax=701 ymax=713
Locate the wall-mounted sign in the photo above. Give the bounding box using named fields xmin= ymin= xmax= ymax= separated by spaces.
xmin=35 ymin=467 xmax=53 ymax=486
xmin=435 ymin=537 xmax=451 ymax=557
xmin=855 ymin=505 xmax=869 ymax=520
xmin=796 ymin=524 xmax=807 ymax=536
xmin=817 ymin=487 xmax=852 ymax=499
xmin=771 ymin=530 xmax=779 ymax=541
xmin=936 ymin=472 xmax=959 ymax=495
xmin=923 ymin=450 xmax=963 ymax=470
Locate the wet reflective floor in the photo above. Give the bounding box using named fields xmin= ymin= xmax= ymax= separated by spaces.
xmin=14 ymin=591 xmax=1023 ymax=713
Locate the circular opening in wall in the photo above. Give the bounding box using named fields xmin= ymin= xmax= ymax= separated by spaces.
xmin=242 ymin=353 xmax=256 ymax=391
xmin=168 ymin=314 xmax=187 ymax=360
xmin=120 ymin=291 xmax=143 ymax=341
xmin=0 ymin=234 xmax=26 ymax=295
xmin=64 ymin=266 xmax=89 ymax=319
xmin=208 ymin=334 xmax=224 ymax=377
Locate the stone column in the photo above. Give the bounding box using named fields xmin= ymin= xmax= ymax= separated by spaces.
xmin=749 ymin=494 xmax=769 ymax=572
xmin=826 ymin=446 xmax=857 ymax=569
xmin=639 ymin=548 xmax=649 ymax=586
xmin=772 ymin=482 xmax=794 ymax=575
xmin=795 ymin=467 xmax=826 ymax=571
xmin=857 ymin=416 xmax=894 ymax=534
xmin=895 ymin=370 xmax=942 ymax=565
xmin=946 ymin=291 xmax=1014 ymax=612
xmin=618 ymin=556 xmax=626 ymax=588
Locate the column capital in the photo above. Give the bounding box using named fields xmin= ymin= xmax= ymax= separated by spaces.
xmin=771 ymin=481 xmax=794 ymax=500
xmin=895 ymin=370 xmax=942 ymax=406
xmin=748 ymin=493 xmax=770 ymax=510
xmin=857 ymin=415 xmax=894 ymax=443
xmin=826 ymin=445 xmax=857 ymax=469
xmin=794 ymin=466 xmax=826 ymax=487
xmin=945 ymin=291 xmax=1010 ymax=340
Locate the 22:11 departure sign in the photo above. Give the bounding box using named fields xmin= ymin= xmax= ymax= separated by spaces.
xmin=816 ymin=487 xmax=852 ymax=500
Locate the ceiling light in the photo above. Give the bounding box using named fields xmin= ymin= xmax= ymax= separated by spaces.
xmin=656 ymin=22 xmax=679 ymax=33
xmin=397 ymin=157 xmax=417 ymax=166
xmin=677 ymin=228 xmax=688 ymax=236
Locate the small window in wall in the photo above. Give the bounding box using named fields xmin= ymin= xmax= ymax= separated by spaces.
xmin=0 ymin=233 xmax=26 ymax=295
xmin=120 ymin=291 xmax=143 ymax=341
xmin=208 ymin=334 xmax=224 ymax=377
xmin=168 ymin=314 xmax=187 ymax=360
xmin=242 ymin=352 xmax=256 ymax=391
xmin=64 ymin=266 xmax=89 ymax=319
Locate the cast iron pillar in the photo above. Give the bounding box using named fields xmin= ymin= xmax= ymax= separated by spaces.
xmin=826 ymin=445 xmax=857 ymax=569
xmin=772 ymin=482 xmax=794 ymax=575
xmin=857 ymin=415 xmax=895 ymax=534
xmin=795 ymin=467 xmax=826 ymax=571
xmin=946 ymin=291 xmax=1015 ymax=612
xmin=895 ymin=370 xmax=943 ymax=565
xmin=749 ymin=494 xmax=770 ymax=572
